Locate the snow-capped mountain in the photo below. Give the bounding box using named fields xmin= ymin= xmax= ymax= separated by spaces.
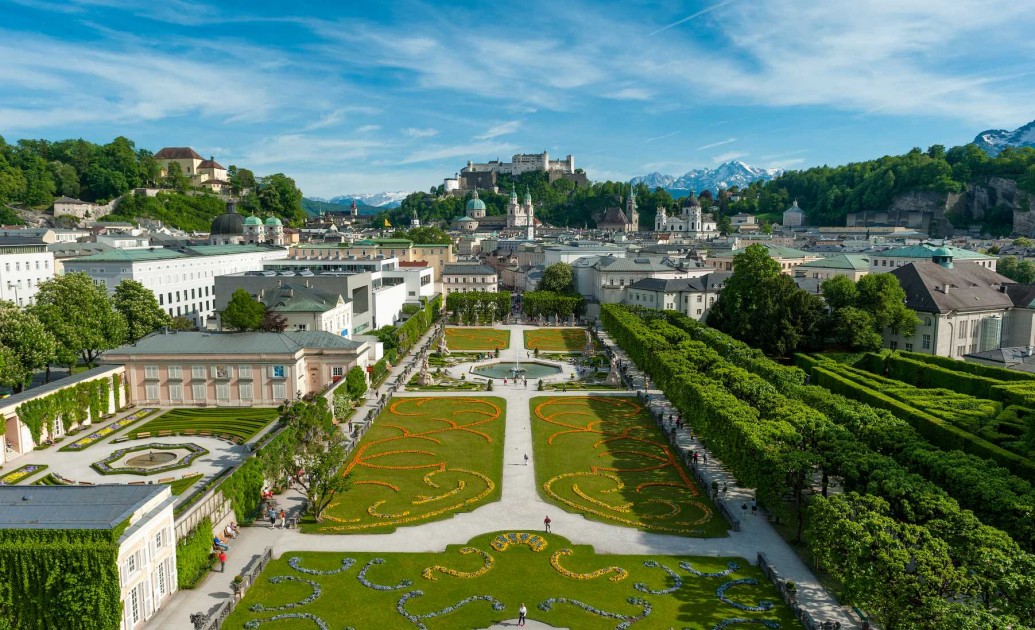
xmin=327 ymin=192 xmax=411 ymax=208
xmin=631 ymin=161 xmax=782 ymax=195
xmin=973 ymin=119 xmax=1035 ymax=156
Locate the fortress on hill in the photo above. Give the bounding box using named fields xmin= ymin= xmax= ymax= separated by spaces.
xmin=444 ymin=151 xmax=588 ymax=193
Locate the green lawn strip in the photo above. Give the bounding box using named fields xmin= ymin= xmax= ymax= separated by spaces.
xmin=309 ymin=396 xmax=506 ymax=535
xmin=531 ymin=396 xmax=728 ymax=538
xmin=0 ymin=463 xmax=49 ymax=485
xmin=445 ymin=327 xmax=511 ymax=351
xmin=224 ymin=532 xmax=794 ymax=630
xmin=32 ymin=473 xmax=70 ymax=486
xmin=524 ymin=328 xmax=587 ymax=352
xmin=125 ymin=407 xmax=279 ymax=442
xmin=166 ymin=473 xmax=204 ymax=496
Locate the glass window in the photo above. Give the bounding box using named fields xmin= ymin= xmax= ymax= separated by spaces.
xmin=332 ymin=366 xmax=344 ymax=377
xmin=239 ymin=383 xmax=253 ymax=400
xmin=272 ymin=365 xmax=285 ymax=378
xmin=191 ymin=365 xmax=205 ymax=379
xmin=169 ymin=383 xmax=183 ymax=401
xmin=144 ymin=365 xmax=159 ymax=379
xmin=272 ymin=382 xmax=287 ymax=400
xmin=192 ymin=383 xmax=206 ymax=401
xmin=922 ymin=334 xmax=931 ymax=349
xmin=238 ymin=365 xmax=253 ymax=379
xmin=145 ymin=383 xmax=159 ymax=400
xmin=889 ymin=341 xmax=898 ymax=350
xmin=168 ymin=366 xmax=182 ymax=379
xmin=216 ymin=383 xmax=230 ymax=400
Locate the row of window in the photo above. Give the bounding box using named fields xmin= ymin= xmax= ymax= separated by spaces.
xmin=446 ymin=276 xmax=494 ymax=283
xmin=3 ymin=259 xmax=49 ymax=272
xmin=144 ymin=365 xmax=281 ymax=380
xmin=158 ymin=285 xmax=211 ymax=305
xmin=145 ymin=381 xmax=288 ymax=401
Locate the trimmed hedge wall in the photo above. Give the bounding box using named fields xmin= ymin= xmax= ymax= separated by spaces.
xmin=176 ymin=517 xmax=214 ymax=589
xmin=0 ymin=527 xmax=125 ymax=629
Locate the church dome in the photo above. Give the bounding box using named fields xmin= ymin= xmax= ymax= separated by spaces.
xmin=210 ymin=207 xmax=244 ymax=235
xmin=265 ymin=216 xmax=283 ymax=227
xmin=243 ymin=215 xmax=263 ymax=227
xmin=466 ymin=192 xmax=486 ymax=212
xmin=785 ymin=200 xmax=804 ymax=214
xmin=681 ymin=192 xmax=701 ymax=208
xmin=932 ymin=246 xmax=952 ymax=257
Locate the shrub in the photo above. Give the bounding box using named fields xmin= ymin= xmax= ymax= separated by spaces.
xmin=176 ymin=518 xmax=214 ymax=589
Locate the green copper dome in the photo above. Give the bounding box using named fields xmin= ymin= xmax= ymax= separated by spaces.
xmin=466 ymin=192 xmax=486 ymax=211
xmin=243 ymin=215 xmax=263 ymax=226
xmin=265 ymin=216 xmax=283 ymax=227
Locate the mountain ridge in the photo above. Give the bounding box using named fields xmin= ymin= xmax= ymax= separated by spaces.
xmin=631 ymin=160 xmax=782 ymax=196
xmin=973 ymin=119 xmax=1035 ymax=156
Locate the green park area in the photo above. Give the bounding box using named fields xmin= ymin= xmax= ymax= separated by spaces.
xmin=124 ymin=407 xmax=279 ymax=443
xmin=223 ymin=532 xmax=794 ymax=629
xmin=531 ymin=396 xmax=727 ymax=537
xmin=445 ymin=327 xmax=510 ymax=351
xmin=524 ymin=327 xmax=587 ymax=352
xmin=312 ymin=397 xmax=506 ymax=534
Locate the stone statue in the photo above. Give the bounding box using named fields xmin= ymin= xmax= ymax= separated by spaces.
xmin=417 ymin=355 xmax=434 ymax=386
xmin=437 ymin=333 xmax=450 ymax=356
xmin=606 ymin=354 xmax=621 ymax=386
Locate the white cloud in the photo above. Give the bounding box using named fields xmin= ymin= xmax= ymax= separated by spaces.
xmin=356 ymin=124 xmax=381 ymax=133
xmin=603 ymin=87 xmax=652 ymax=101
xmin=399 ymin=142 xmax=519 ymax=165
xmin=475 ymin=121 xmax=521 ymax=140
xmin=403 ymin=128 xmax=439 ymax=138
xmin=696 ymin=138 xmax=737 ymax=150
xmin=712 ymin=151 xmax=748 ymax=164
xmin=648 ymin=0 xmax=739 ymax=36
xmin=767 ymin=157 xmax=807 ymax=169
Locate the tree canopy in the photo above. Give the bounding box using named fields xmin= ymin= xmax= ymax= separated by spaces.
xmin=0 ymin=302 xmax=56 ymax=391
xmin=538 ymin=262 xmax=576 ymax=294
xmin=31 ymin=272 xmax=127 ymax=367
xmin=221 ymin=289 xmax=266 ymax=332
xmin=113 ymin=279 xmax=171 ymax=342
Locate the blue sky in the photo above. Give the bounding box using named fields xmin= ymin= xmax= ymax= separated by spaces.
xmin=1 ymin=0 xmax=1034 ymax=197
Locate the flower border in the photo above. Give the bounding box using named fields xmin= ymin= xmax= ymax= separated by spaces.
xmin=0 ymin=464 xmax=48 ymax=486
xmin=91 ymin=442 xmax=208 ymax=476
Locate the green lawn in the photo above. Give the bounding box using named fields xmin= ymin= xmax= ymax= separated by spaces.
xmin=167 ymin=473 xmax=203 ymax=496
xmin=445 ymin=327 xmax=511 ymax=351
xmin=223 ymin=532 xmax=794 ymax=629
xmin=125 ymin=407 xmax=279 ymax=442
xmin=531 ymin=396 xmax=728 ymax=537
xmin=312 ymin=397 xmax=506 ymax=534
xmin=524 ymin=327 xmax=587 ymax=352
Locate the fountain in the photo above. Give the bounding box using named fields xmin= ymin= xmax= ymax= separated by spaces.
xmin=472 ymin=361 xmax=561 ymax=380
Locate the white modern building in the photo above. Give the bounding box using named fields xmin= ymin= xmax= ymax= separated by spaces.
xmin=442 ymin=262 xmax=498 ymax=297
xmin=63 ymin=245 xmax=287 ymax=326
xmin=0 ymin=485 xmax=177 ymax=630
xmin=0 ymin=236 xmax=55 ymax=306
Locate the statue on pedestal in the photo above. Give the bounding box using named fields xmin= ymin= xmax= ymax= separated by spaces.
xmin=437 ymin=333 xmax=450 ymax=356
xmin=417 ymin=355 xmax=435 ymax=386
xmin=606 ymin=355 xmax=621 ymax=386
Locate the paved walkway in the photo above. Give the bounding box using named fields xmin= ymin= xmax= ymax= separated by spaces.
xmin=151 ymin=324 xmax=860 ymax=629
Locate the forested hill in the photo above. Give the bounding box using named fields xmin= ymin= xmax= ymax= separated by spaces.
xmin=0 ymin=135 xmax=305 ymax=231
xmin=728 ymin=144 xmax=1035 ymax=234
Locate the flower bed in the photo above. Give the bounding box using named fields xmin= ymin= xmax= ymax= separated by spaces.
xmin=92 ymin=442 xmax=208 ymax=476
xmin=0 ymin=464 xmax=49 ymax=485
xmin=59 ymin=407 xmax=159 ymax=452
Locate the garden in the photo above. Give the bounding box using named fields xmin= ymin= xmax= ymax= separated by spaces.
xmin=222 ymin=532 xmax=795 ymax=630
xmin=59 ymin=407 xmax=159 ymax=451
xmin=530 ymin=396 xmax=726 ymax=537
xmin=444 ymin=327 xmax=510 ymax=352
xmin=524 ymin=327 xmax=587 ymax=353
xmin=313 ymin=397 xmax=506 ymax=534
xmin=122 ymin=407 xmax=280 ymax=443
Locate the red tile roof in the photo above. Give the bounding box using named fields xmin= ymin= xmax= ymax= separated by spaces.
xmin=154 ymin=147 xmax=203 ymax=160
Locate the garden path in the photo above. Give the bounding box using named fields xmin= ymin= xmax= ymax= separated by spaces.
xmin=154 ymin=325 xmax=860 ymax=629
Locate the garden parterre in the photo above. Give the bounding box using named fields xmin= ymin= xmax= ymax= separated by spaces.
xmin=444 ymin=327 xmax=510 ymax=351
xmin=530 ymin=396 xmax=727 ymax=537
xmin=523 ymin=327 xmax=587 ymax=352
xmin=124 ymin=407 xmax=279 ymax=443
xmin=314 ymin=397 xmax=506 ymax=534
xmin=222 ymin=532 xmax=795 ymax=630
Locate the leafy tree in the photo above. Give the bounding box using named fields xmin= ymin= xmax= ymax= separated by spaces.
xmin=706 ymin=244 xmax=825 ymax=355
xmin=221 ymin=289 xmax=265 ymax=331
xmin=259 ymin=308 xmax=288 ymax=333
xmin=228 ymin=166 xmax=256 ymax=196
xmin=538 ymin=262 xmax=576 ymax=294
xmin=169 ymin=315 xmax=194 ymax=331
xmin=112 ymin=279 xmax=171 ymax=342
xmin=827 ymin=307 xmax=883 ymax=351
xmin=258 ymin=173 xmax=304 ymax=225
xmin=820 ymin=275 xmax=858 ymax=311
xmin=715 ymin=213 xmax=732 ymax=236
xmin=31 ymin=272 xmax=127 ymax=368
xmin=391 ymin=226 xmax=452 ymax=245
xmin=48 ymin=161 xmax=80 ymax=198
xmin=0 ymin=302 xmax=56 ymax=391
xmin=259 ymin=399 xmax=352 ymax=521
xmin=997 ymin=256 xmax=1035 ymax=283
xmin=855 ymin=273 xmax=920 ymax=335
xmin=163 ymin=162 xmax=190 ymax=193
xmin=345 ymin=366 xmax=367 ymax=399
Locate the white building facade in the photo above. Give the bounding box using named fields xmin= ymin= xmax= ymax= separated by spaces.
xmin=0 ymin=236 xmax=55 ymax=306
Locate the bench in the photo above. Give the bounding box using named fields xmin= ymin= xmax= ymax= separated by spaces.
xmin=184 ymin=430 xmax=197 ymax=435
xmin=158 ymin=477 xmax=175 ymax=483
xmin=199 ymin=431 xmax=212 ymax=437
xmin=136 ymin=431 xmax=150 ymax=438
xmin=128 ymin=481 xmax=145 ymax=485
xmin=157 ymin=430 xmax=172 ymax=437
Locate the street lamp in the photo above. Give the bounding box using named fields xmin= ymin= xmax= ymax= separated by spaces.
xmin=7 ymin=282 xmax=19 ymax=306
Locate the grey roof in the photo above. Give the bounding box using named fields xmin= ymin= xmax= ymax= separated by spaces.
xmin=628 ymin=272 xmax=731 ymax=293
xmin=1005 ymin=283 xmax=1035 ymax=308
xmin=964 ymin=346 xmax=1035 ymax=365
xmin=443 ymin=263 xmax=496 ymax=275
xmin=104 ymin=330 xmax=363 ymax=357
xmin=263 ymin=284 xmax=345 ymax=313
xmin=0 ymin=365 xmax=119 ymax=411
xmin=0 ymin=485 xmax=165 ymax=530
xmin=593 ymin=256 xmax=680 ymax=272
xmin=0 ymin=235 xmax=47 ymax=246
xmin=890 ymin=261 xmax=1015 ymax=314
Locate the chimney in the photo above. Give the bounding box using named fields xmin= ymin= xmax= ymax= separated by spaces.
xmin=942 ymin=284 xmax=950 ymax=295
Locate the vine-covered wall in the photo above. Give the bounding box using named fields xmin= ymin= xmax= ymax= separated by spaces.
xmin=14 ymin=374 xmax=117 ymax=444
xmin=175 ymin=518 xmax=214 ymax=589
xmin=0 ymin=527 xmax=124 ymax=630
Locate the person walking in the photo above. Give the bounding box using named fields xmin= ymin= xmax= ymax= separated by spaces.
xmin=518 ymin=602 xmax=527 ymax=626
xmin=544 ymin=515 xmax=552 ymax=533
xmin=279 ymin=508 xmax=287 ymax=529
xmin=524 ymin=453 xmax=529 ymax=466
xmin=268 ymin=507 xmax=277 ymax=529
xmin=218 ymin=550 xmax=228 ymax=573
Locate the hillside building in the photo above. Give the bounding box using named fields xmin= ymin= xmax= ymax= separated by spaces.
xmin=783 ymin=200 xmax=805 ymax=227
xmin=153 ymin=147 xmax=228 ymax=188
xmin=596 ymin=189 xmax=639 ymax=233
xmin=654 ymin=192 xmax=717 ymax=237
xmin=0 ymin=236 xmax=55 ymax=306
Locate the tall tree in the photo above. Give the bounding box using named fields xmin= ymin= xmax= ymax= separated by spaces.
xmin=0 ymin=302 xmax=56 ymax=392
xmin=31 ymin=272 xmax=127 ymax=368
xmin=538 ymin=262 xmax=576 ymax=294
xmin=221 ymin=289 xmax=265 ymax=331
xmin=820 ymin=275 xmax=858 ymax=311
xmin=855 ymin=273 xmax=921 ymax=335
xmin=345 ymin=366 xmax=367 ymax=400
xmin=113 ymin=279 xmax=172 ymax=342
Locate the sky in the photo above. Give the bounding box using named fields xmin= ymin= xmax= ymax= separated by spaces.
xmin=1 ymin=0 xmax=1034 ymax=198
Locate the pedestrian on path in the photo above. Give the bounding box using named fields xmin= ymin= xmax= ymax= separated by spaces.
xmin=544 ymin=515 xmax=552 ymax=532
xmin=268 ymin=507 xmax=277 ymax=528
xmin=518 ymin=602 xmax=527 ymax=626
xmin=218 ymin=550 xmax=227 ymax=573
xmin=524 ymin=453 xmax=529 ymax=466
xmin=279 ymin=508 xmax=287 ymax=529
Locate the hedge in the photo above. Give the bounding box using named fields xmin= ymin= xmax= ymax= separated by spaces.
xmin=176 ymin=518 xmax=214 ymax=589
xmin=220 ymin=457 xmax=266 ymax=525
xmin=896 ymin=349 xmax=1035 ymax=382
xmin=15 ymin=377 xmax=113 ymax=443
xmin=0 ymin=526 xmax=125 ymax=629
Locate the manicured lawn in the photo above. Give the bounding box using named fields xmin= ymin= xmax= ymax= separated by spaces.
xmin=524 ymin=327 xmax=587 ymax=352
xmin=445 ymin=327 xmax=510 ymax=351
xmin=167 ymin=473 xmax=203 ymax=496
xmin=124 ymin=407 xmax=279 ymax=442
xmin=312 ymin=397 xmax=506 ymax=534
xmin=531 ymin=396 xmax=727 ymax=537
xmin=223 ymin=532 xmax=795 ymax=629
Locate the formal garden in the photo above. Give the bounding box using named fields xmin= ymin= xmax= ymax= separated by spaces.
xmin=222 ymin=532 xmax=795 ymax=629
xmin=530 ymin=396 xmax=726 ymax=537
xmin=523 ymin=327 xmax=587 ymax=353
xmin=444 ymin=327 xmax=510 ymax=352
xmin=313 ymin=397 xmax=506 ymax=534
xmin=121 ymin=407 xmax=280 ymax=443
